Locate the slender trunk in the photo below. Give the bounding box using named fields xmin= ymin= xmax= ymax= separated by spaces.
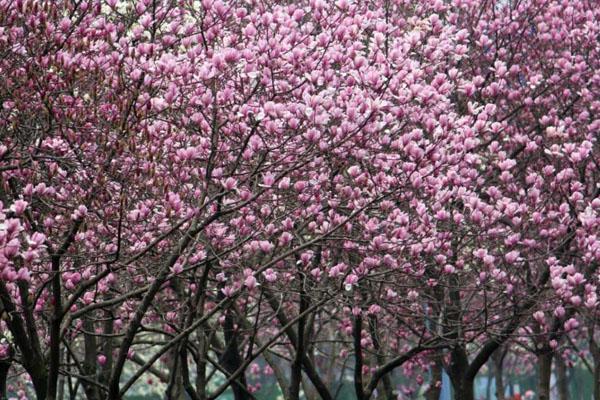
xmin=196 ymin=329 xmax=208 ymax=400
xmin=166 ymin=349 xmax=185 ymax=400
xmin=368 ymin=315 xmax=393 ymax=400
xmin=537 ymin=351 xmax=553 ymax=400
xmin=0 ymin=360 xmax=9 ymax=400
xmin=301 ymin=377 xmax=319 ymax=400
xmin=594 ymin=358 xmax=600 ymax=400
xmin=57 ymin=348 xmax=66 ymax=400
xmin=425 ymin=353 xmax=442 ymax=400
xmin=289 ymin=284 xmax=308 ymax=400
xmin=220 ymin=309 xmax=249 ymax=400
xmin=48 ymin=256 xmax=63 ymax=400
xmin=194 ymin=265 xmax=212 ymax=400
xmin=82 ymin=317 xmax=99 ymax=400
xmin=493 ymin=350 xmax=506 ymax=400
xmin=353 ymin=313 xmax=365 ymax=400
xmin=556 ymin=355 xmax=569 ymax=400
xmin=48 ymin=222 xmax=82 ymax=400
xmin=263 ymin=289 xmax=333 ymax=400
xmin=262 ymin=349 xmax=288 ymax=397
xmin=100 ymin=307 xmax=114 ymax=386
xmin=486 ymin=364 xmax=492 ymax=400
xmin=0 ymin=282 xmax=47 ymax=399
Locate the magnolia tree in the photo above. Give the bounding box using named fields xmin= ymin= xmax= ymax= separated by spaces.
xmin=0 ymin=0 xmax=599 ymax=400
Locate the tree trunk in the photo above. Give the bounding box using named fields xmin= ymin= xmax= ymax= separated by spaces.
xmin=453 ymin=378 xmax=474 ymax=400
xmin=368 ymin=315 xmax=394 ymax=400
xmin=448 ymin=346 xmax=471 ymax=400
xmin=196 ymin=329 xmax=208 ymax=400
xmin=289 ymin=284 xmax=308 ymax=400
xmin=425 ymin=353 xmax=442 ymax=400
xmin=537 ymin=351 xmax=553 ymax=400
xmin=166 ymin=349 xmax=185 ymax=400
xmin=555 ymin=355 xmax=569 ymax=400
xmin=82 ymin=318 xmax=100 ymax=400
xmin=263 ymin=288 xmax=333 ymax=400
xmin=0 ymin=360 xmax=10 ymax=400
xmin=486 ymin=364 xmax=492 ymax=400
xmin=594 ymin=358 xmax=600 ymax=400
xmin=352 ymin=313 xmax=365 ymax=400
xmin=493 ymin=350 xmax=506 ymax=400
xmin=0 ymin=272 xmax=47 ymax=399
xmin=100 ymin=307 xmax=114 ymax=386
xmin=220 ymin=309 xmax=249 ymax=400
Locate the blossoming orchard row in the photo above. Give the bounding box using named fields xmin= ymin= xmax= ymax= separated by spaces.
xmin=0 ymin=0 xmax=598 ymax=399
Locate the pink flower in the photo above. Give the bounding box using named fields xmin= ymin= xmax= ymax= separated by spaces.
xmin=222 ymin=177 xmax=237 ymax=191
xmin=10 ymin=200 xmax=28 ymax=216
xmin=262 ymin=173 xmax=275 ymax=187
xmin=262 ymin=269 xmax=277 ymax=282
xmin=278 ymin=177 xmax=291 ymax=190
xmin=4 ymin=239 xmax=20 ymax=258
xmin=532 ymin=311 xmax=545 ymax=325
xmin=344 ymin=274 xmax=359 ymax=290
xmin=554 ymin=306 xmax=566 ymax=318
xmin=17 ymin=268 xmax=30 ymax=282
xmin=258 ymin=241 xmax=274 ymax=253
xmin=367 ymin=304 xmax=381 ymax=314
xmin=244 ymin=275 xmax=257 ymax=290
xmin=564 ymin=318 xmax=579 ymax=332
xmin=505 ymin=251 xmax=520 ymax=264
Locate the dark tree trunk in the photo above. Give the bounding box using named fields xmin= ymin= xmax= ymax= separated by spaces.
xmin=166 ymin=349 xmax=185 ymax=400
xmin=453 ymin=378 xmax=474 ymax=400
xmin=289 ymin=283 xmax=308 ymax=400
xmin=368 ymin=315 xmax=394 ymax=400
xmin=555 ymin=355 xmax=569 ymax=400
xmin=220 ymin=310 xmax=249 ymax=400
xmin=99 ymin=304 xmax=114 ymax=387
xmin=593 ymin=337 xmax=600 ymax=400
xmin=448 ymin=346 xmax=474 ymax=400
xmin=82 ymin=317 xmax=100 ymax=400
xmin=0 ymin=360 xmax=10 ymax=400
xmin=594 ymin=358 xmax=600 ymax=400
xmin=352 ymin=313 xmax=365 ymax=400
xmin=263 ymin=289 xmax=333 ymax=400
xmin=537 ymin=351 xmax=553 ymax=400
xmin=0 ymin=282 xmax=47 ymax=399
xmin=425 ymin=353 xmax=442 ymax=400
xmin=196 ymin=329 xmax=208 ymax=400
xmin=493 ymin=350 xmax=506 ymax=400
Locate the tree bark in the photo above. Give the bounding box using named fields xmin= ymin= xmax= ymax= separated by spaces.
xmin=453 ymin=378 xmax=474 ymax=400
xmin=0 ymin=282 xmax=47 ymax=399
xmin=196 ymin=329 xmax=208 ymax=400
xmin=537 ymin=351 xmax=553 ymax=400
xmin=425 ymin=352 xmax=442 ymax=400
xmin=82 ymin=317 xmax=100 ymax=400
xmin=263 ymin=289 xmax=333 ymax=400
xmin=368 ymin=315 xmax=394 ymax=400
xmin=594 ymin=358 xmax=600 ymax=400
xmin=493 ymin=349 xmax=506 ymax=400
xmin=100 ymin=306 xmax=114 ymax=387
xmin=0 ymin=360 xmax=10 ymax=400
xmin=166 ymin=349 xmax=185 ymax=400
xmin=555 ymin=355 xmax=569 ymax=400
xmin=353 ymin=313 xmax=366 ymax=400
xmin=220 ymin=309 xmax=249 ymax=400
xmin=289 ymin=283 xmax=308 ymax=400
